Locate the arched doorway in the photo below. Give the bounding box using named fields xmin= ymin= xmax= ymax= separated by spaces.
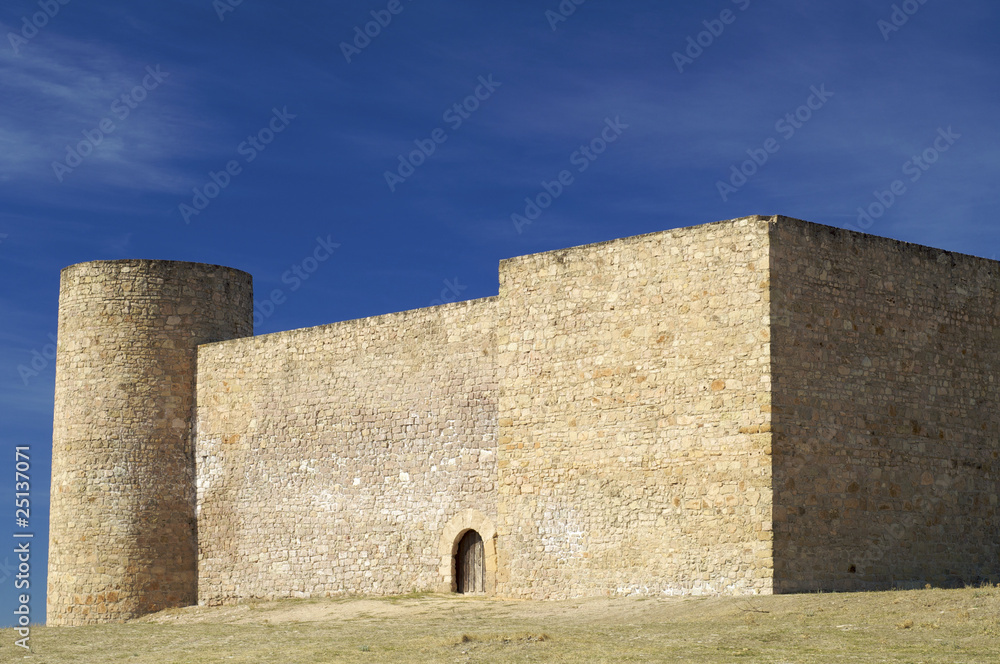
xmin=455 ymin=530 xmax=485 ymax=594
xmin=438 ymin=510 xmax=497 ymax=594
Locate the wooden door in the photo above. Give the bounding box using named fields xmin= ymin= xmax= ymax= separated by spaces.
xmin=456 ymin=530 xmax=484 ymax=593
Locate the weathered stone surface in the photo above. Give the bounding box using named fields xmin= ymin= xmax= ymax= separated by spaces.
xmin=48 ymin=216 xmax=1000 ymax=624
xmin=495 ymin=216 xmax=773 ymax=598
xmin=47 ymin=260 xmax=252 ymax=625
xmin=770 ymin=219 xmax=1000 ymax=591
xmin=195 ymin=297 xmax=498 ymax=603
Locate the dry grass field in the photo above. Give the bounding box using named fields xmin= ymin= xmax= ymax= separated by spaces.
xmin=4 ymin=586 xmax=999 ymax=663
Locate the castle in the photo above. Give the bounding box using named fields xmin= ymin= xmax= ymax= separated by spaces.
xmin=47 ymin=215 xmax=1000 ymax=625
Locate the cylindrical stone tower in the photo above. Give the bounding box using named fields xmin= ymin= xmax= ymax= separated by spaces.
xmin=47 ymin=260 xmax=252 ymax=625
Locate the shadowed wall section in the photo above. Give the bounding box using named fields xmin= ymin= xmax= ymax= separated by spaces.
xmin=769 ymin=220 xmax=1000 ymax=591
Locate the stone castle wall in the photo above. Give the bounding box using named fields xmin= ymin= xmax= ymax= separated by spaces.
xmin=48 ymin=216 xmax=1000 ymax=623
xmin=48 ymin=260 xmax=252 ymax=625
xmin=495 ymin=216 xmax=775 ymax=598
xmin=194 ymin=297 xmax=498 ymax=603
xmin=769 ymin=220 xmax=1000 ymax=591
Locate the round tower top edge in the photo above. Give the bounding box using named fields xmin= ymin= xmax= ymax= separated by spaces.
xmin=60 ymin=258 xmax=252 ymax=280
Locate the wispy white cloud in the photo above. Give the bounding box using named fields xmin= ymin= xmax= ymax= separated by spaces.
xmin=0 ymin=26 xmax=225 ymax=196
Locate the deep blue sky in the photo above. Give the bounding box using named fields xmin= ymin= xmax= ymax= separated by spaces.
xmin=1 ymin=0 xmax=998 ymax=626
